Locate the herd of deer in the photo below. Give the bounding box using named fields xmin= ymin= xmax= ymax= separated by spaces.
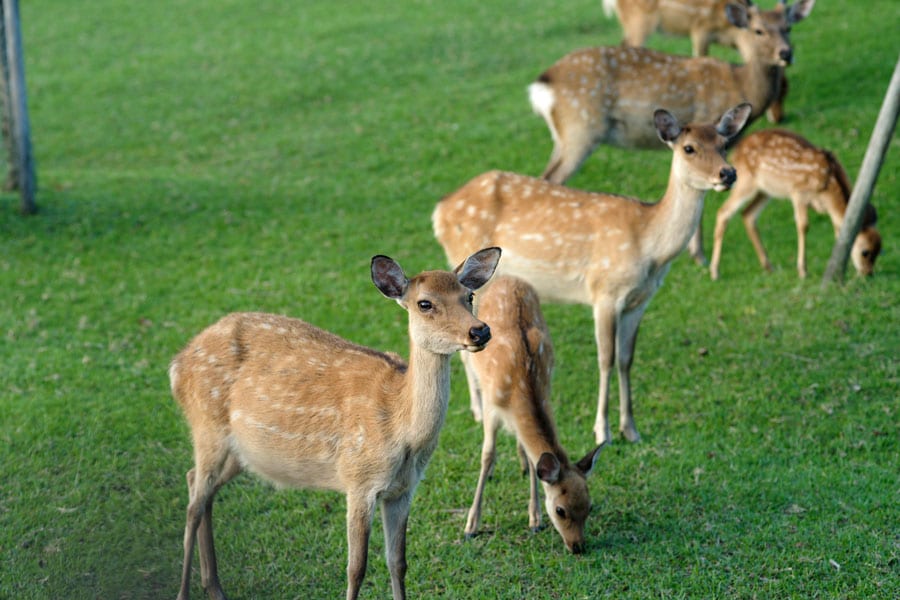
xmin=169 ymin=1 xmax=883 ymax=598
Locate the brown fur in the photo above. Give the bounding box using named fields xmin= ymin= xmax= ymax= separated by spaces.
xmin=709 ymin=129 xmax=882 ymax=279
xmin=435 ymin=106 xmax=750 ymax=444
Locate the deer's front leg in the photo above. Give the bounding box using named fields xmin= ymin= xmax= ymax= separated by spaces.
xmin=792 ymin=199 xmax=810 ymax=278
xmin=526 ymin=458 xmax=541 ymax=532
xmin=381 ymin=490 xmax=412 ymax=600
xmin=616 ymin=306 xmax=647 ymax=443
xmin=465 ymin=410 xmax=499 ymax=538
xmin=345 ymin=493 xmax=376 ymax=600
xmin=592 ymin=302 xmax=617 ymax=445
xmin=687 ymin=222 xmax=707 ymax=266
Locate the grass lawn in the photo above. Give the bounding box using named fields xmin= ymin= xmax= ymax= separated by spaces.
xmin=1 ymin=0 xmax=897 ymax=598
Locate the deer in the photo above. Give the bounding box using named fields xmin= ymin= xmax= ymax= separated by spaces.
xmin=709 ymin=129 xmax=882 ymax=280
xmin=601 ymin=0 xmax=799 ymax=123
xmin=169 ymin=247 xmax=501 ymax=600
xmin=461 ymin=275 xmax=605 ymax=553
xmin=434 ymin=104 xmax=751 ymax=445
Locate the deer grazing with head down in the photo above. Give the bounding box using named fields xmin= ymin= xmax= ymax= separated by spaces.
xmin=709 ymin=129 xmax=881 ymax=280
xmin=461 ymin=275 xmax=604 ymax=553
xmin=533 ymin=0 xmax=813 ymax=264
xmin=169 ymin=248 xmax=500 ymax=600
xmin=434 ymin=104 xmax=751 ymax=444
xmin=601 ymin=0 xmax=803 ymax=123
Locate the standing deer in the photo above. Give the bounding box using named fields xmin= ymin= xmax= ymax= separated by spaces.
xmin=601 ymin=0 xmax=799 ymax=123
xmin=462 ymin=275 xmax=604 ymax=553
xmin=709 ymin=129 xmax=882 ymax=279
xmin=434 ymin=104 xmax=751 ymax=444
xmin=170 ymin=248 xmax=501 ymax=600
xmin=531 ymin=0 xmax=813 ymax=264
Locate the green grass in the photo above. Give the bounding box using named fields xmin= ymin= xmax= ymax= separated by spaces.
xmin=1 ymin=0 xmax=897 ymax=598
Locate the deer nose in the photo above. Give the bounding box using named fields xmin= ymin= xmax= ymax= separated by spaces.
xmin=469 ymin=324 xmax=491 ymax=346
xmin=720 ymin=167 xmax=737 ymax=187
xmin=570 ymin=541 xmax=585 ymax=554
xmin=779 ymin=48 xmax=793 ymax=64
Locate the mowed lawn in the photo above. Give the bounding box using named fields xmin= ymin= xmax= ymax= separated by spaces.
xmin=1 ymin=1 xmax=897 ymax=598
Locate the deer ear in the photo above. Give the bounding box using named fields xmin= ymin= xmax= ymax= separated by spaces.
xmin=371 ymin=255 xmax=409 ymax=300
xmin=724 ymin=2 xmax=749 ymax=28
xmin=787 ymin=0 xmax=815 ymax=24
xmin=654 ymin=109 xmax=682 ymax=144
xmin=536 ymin=452 xmax=561 ymax=484
xmin=575 ymin=443 xmax=606 ymax=477
xmin=455 ymin=247 xmax=501 ymax=290
xmin=716 ymin=103 xmax=752 ymax=138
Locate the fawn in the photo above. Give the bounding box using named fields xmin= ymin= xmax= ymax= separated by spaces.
xmin=709 ymin=128 xmax=881 ymax=279
xmin=434 ymin=104 xmax=751 ymax=444
xmin=462 ymin=275 xmax=604 ymax=553
xmin=170 ymin=248 xmax=501 ymax=600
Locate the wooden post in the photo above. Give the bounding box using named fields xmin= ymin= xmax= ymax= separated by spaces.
xmin=1 ymin=0 xmax=36 ymax=214
xmin=822 ymin=54 xmax=900 ymax=285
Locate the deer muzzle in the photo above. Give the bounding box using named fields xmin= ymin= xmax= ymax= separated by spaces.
xmin=467 ymin=324 xmax=491 ymax=351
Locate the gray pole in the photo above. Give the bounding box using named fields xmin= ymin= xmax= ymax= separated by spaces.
xmin=822 ymin=54 xmax=899 ymax=285
xmin=2 ymin=0 xmax=36 ymax=214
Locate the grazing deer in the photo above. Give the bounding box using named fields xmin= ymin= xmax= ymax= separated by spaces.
xmin=709 ymin=129 xmax=881 ymax=279
xmin=434 ymin=104 xmax=751 ymax=444
xmin=461 ymin=275 xmax=604 ymax=553
xmin=530 ymin=0 xmax=814 ymax=183
xmin=170 ymin=248 xmax=501 ymax=600
xmin=601 ymin=0 xmax=802 ymax=123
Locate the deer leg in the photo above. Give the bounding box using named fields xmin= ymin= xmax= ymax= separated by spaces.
xmin=616 ymin=306 xmax=646 ymax=443
xmin=516 ymin=442 xmax=529 ymax=477
xmin=690 ymin=29 xmax=711 ymax=57
xmin=592 ymin=303 xmax=617 ymax=445
xmin=196 ymin=455 xmax=241 ymax=600
xmin=741 ymin=193 xmax=773 ymax=273
xmin=178 ymin=442 xmax=233 ymax=600
xmin=526 ymin=457 xmax=541 ymax=532
xmin=381 ymin=490 xmax=412 ymax=600
xmin=542 ymin=129 xmax=595 ymax=185
xmin=710 ymin=183 xmax=760 ymax=280
xmin=460 ymin=352 xmax=483 ymax=422
xmin=792 ymin=199 xmax=810 ymax=278
xmin=345 ymin=493 xmax=376 ymax=600
xmin=687 ymin=219 xmax=707 ymax=266
xmin=766 ymin=70 xmax=788 ymax=123
xmin=465 ymin=408 xmax=500 ymax=538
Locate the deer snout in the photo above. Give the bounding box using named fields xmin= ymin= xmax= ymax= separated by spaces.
xmin=570 ymin=540 xmax=585 ymax=554
xmin=467 ymin=324 xmax=491 ymax=350
xmin=720 ymin=166 xmax=737 ymax=188
xmin=779 ymin=47 xmax=793 ymax=65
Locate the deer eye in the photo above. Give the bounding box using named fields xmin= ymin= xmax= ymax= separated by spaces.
xmin=861 ymin=250 xmax=871 ymax=258
xmin=684 ymin=145 xmax=695 ymax=155
xmin=555 ymin=507 xmax=567 ymax=519
xmin=755 ymin=29 xmax=764 ymax=35
xmin=417 ymin=300 xmax=433 ymax=312
xmin=467 ymin=292 xmax=475 ymax=304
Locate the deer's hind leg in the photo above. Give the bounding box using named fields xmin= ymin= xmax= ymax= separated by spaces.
xmin=179 ymin=438 xmax=240 ymax=600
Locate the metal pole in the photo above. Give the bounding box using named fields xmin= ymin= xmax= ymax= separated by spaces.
xmin=822 ymin=54 xmax=900 ymax=285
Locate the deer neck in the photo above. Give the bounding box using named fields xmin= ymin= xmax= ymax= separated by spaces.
xmin=734 ymin=61 xmax=780 ymax=119
xmin=642 ymin=167 xmax=707 ymax=265
xmin=514 ymin=396 xmax=569 ymax=470
xmin=401 ymin=343 xmax=452 ymax=452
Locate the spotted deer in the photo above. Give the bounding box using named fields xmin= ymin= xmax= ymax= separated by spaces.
xmin=530 ymin=0 xmax=813 ymax=182
xmin=461 ymin=275 xmax=604 ymax=553
xmin=709 ymin=129 xmax=881 ymax=279
xmin=434 ymin=104 xmax=750 ymax=444
xmin=601 ymin=0 xmax=803 ymax=123
xmin=169 ymin=248 xmax=501 ymax=600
